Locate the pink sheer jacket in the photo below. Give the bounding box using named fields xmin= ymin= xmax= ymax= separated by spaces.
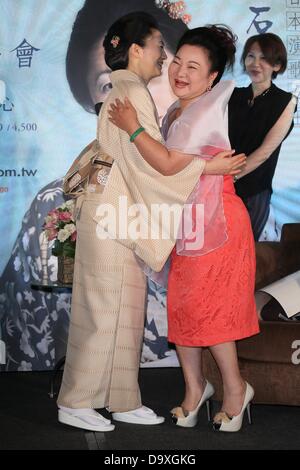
xmin=162 ymin=80 xmax=234 ymax=256
xmin=142 ymin=80 xmax=235 ymax=286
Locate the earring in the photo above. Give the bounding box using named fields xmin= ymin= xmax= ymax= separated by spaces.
xmin=206 ymin=82 xmax=213 ymax=92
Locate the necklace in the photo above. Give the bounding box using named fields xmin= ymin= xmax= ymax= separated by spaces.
xmin=248 ymin=85 xmax=272 ymax=108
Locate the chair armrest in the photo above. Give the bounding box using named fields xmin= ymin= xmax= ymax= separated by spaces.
xmin=255 ymin=242 xmax=282 ymax=289
xmin=281 ymin=223 xmax=300 ymax=243
xmin=255 ymin=228 xmax=300 ymax=290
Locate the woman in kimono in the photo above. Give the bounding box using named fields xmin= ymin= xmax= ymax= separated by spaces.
xmin=109 ymin=25 xmax=259 ymax=432
xmin=57 ymin=13 xmax=246 ymax=432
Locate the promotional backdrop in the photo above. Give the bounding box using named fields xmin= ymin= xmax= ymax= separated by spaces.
xmin=0 ymin=0 xmax=299 ymax=371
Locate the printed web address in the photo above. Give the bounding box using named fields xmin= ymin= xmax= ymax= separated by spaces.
xmin=0 ymin=168 xmax=37 ymax=177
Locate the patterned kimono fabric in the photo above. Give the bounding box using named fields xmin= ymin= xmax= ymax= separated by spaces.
xmin=57 ymin=70 xmax=205 ymax=411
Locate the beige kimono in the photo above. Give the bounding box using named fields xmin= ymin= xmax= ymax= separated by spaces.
xmin=57 ymin=70 xmax=205 ymax=412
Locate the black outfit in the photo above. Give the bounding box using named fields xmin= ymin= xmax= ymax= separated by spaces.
xmin=228 ymin=83 xmax=294 ymax=240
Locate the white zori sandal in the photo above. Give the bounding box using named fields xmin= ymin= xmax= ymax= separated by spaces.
xmin=58 ymin=406 xmax=115 ymax=432
xmin=112 ymin=405 xmax=165 ymax=425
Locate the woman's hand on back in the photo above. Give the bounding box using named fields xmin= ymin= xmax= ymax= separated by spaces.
xmin=204 ymin=150 xmax=246 ymax=175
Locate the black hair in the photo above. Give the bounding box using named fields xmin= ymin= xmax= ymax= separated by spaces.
xmin=66 ymin=0 xmax=188 ymax=113
xmin=176 ymin=24 xmax=237 ymax=86
xmin=241 ymin=32 xmax=287 ymax=79
xmin=103 ymin=12 xmax=158 ymax=71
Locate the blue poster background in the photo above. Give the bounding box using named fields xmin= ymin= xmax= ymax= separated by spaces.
xmin=0 ymin=0 xmax=92 ymax=273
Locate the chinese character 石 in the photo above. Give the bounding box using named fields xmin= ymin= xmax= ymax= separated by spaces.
xmin=10 ymin=39 xmax=40 ymax=68
xmin=0 ymin=97 xmax=14 ymax=111
xmin=287 ymin=12 xmax=300 ymax=31
xmin=288 ymin=35 xmax=300 ymax=55
xmin=287 ymin=0 xmax=300 ymax=8
xmin=288 ymin=60 xmax=300 ymax=79
xmin=247 ymin=6 xmax=273 ymax=34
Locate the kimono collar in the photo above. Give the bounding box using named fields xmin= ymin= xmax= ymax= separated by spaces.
xmin=110 ymin=69 xmax=146 ymax=87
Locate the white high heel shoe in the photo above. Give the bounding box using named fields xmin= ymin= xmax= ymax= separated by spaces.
xmin=212 ymin=382 xmax=254 ymax=432
xmin=171 ymin=380 xmax=215 ymax=428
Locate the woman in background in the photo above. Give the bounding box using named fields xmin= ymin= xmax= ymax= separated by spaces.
xmin=229 ymin=33 xmax=297 ymax=241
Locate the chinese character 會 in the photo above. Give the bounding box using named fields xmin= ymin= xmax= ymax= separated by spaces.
xmin=10 ymin=39 xmax=40 ymax=68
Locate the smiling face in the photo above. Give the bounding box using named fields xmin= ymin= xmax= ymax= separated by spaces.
xmin=87 ymin=30 xmax=168 ymax=103
xmin=147 ymin=50 xmax=176 ymax=121
xmin=244 ymin=42 xmax=281 ymax=87
xmin=86 ymin=35 xmax=175 ymax=122
xmin=168 ymin=44 xmax=218 ymax=105
xmin=133 ymin=28 xmax=168 ymax=83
